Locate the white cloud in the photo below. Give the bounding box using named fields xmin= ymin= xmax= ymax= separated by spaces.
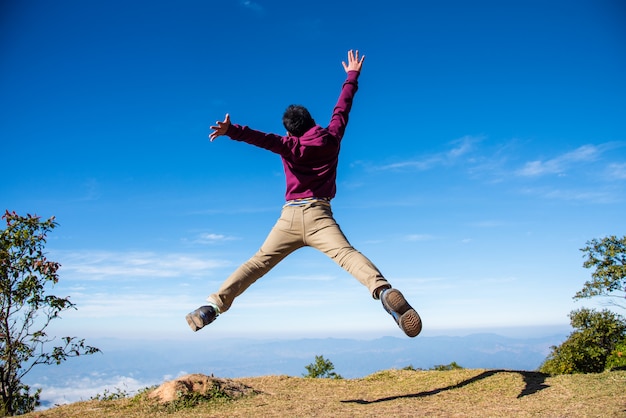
xmin=276 ymin=274 xmax=337 ymax=282
xmin=404 ymin=234 xmax=435 ymax=242
xmin=62 ymin=293 xmax=196 ymax=319
xmin=55 ymin=250 xmax=230 ymax=281
xmin=516 ymin=145 xmax=600 ymax=177
xmin=34 ymin=374 xmax=161 ymax=409
xmin=468 ymin=220 xmax=505 ymax=228
xmin=240 ymin=0 xmax=264 ymax=14
xmin=192 ymin=232 xmax=238 ymax=245
xmin=447 ymin=135 xmax=480 ymax=158
xmin=607 ymin=163 xmax=626 ymax=180
xmin=378 ymin=156 xmax=443 ymax=171
xmin=76 ymin=178 xmax=101 ymax=202
xmin=519 ymin=187 xmax=616 ymax=203
xmin=377 ymin=135 xmax=484 ymax=172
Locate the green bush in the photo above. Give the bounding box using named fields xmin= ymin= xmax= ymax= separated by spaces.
xmin=540 ymin=308 xmax=626 ymax=374
xmin=90 ymin=387 xmax=130 ymax=401
xmin=605 ymin=338 xmax=626 ymax=371
xmin=431 ymin=362 xmax=464 ymax=371
xmin=303 ymin=355 xmax=343 ymax=379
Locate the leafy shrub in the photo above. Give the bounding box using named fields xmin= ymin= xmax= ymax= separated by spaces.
xmin=90 ymin=387 xmax=130 ymax=401
xmin=168 ymin=383 xmax=232 ymax=410
xmin=431 ymin=362 xmax=464 ymax=371
xmin=540 ymin=308 xmax=626 ymax=374
xmin=605 ymin=338 xmax=626 ymax=371
xmin=303 ymin=355 xmax=343 ymax=379
xmin=128 ymin=381 xmax=233 ymax=415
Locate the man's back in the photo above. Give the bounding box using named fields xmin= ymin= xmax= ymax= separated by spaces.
xmin=224 ymin=69 xmax=361 ymax=200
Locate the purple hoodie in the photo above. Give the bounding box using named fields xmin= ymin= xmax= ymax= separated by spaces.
xmin=225 ymin=71 xmax=360 ymax=201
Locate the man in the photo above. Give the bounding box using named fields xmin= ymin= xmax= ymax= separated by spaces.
xmin=187 ymin=50 xmax=421 ymax=338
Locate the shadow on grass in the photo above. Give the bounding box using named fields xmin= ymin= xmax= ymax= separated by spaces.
xmin=341 ymin=370 xmax=550 ymax=405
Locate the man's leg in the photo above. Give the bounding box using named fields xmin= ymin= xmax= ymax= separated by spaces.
xmin=303 ymin=203 xmax=389 ymax=298
xmin=209 ymin=206 xmax=304 ymax=313
xmin=304 ymin=203 xmax=422 ymax=337
xmin=187 ymin=206 xmax=304 ymax=331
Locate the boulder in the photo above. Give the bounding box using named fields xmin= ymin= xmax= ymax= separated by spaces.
xmin=148 ymin=373 xmax=256 ymax=403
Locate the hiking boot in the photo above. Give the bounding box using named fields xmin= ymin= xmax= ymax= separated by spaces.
xmin=186 ymin=305 xmax=218 ymax=332
xmin=381 ymin=288 xmax=422 ymax=337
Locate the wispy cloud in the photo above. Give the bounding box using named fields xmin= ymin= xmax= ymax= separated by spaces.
xmin=468 ymin=220 xmax=506 ymax=228
xmin=377 ymin=156 xmax=443 ymax=171
xmin=191 ymin=232 xmax=238 ymax=245
xmin=76 ymin=178 xmax=101 ymax=202
xmin=277 ymin=274 xmax=337 ymax=282
xmin=239 ymin=0 xmax=264 ymax=14
xmin=34 ymin=374 xmax=161 ymax=407
xmin=371 ymin=138 xmax=622 ymax=184
xmin=519 ymin=187 xmax=616 ymax=203
xmin=516 ymin=145 xmax=601 ymax=177
xmin=55 ymin=250 xmax=230 ymax=281
xmin=404 ymin=234 xmax=435 ymax=242
xmin=376 ymin=135 xmax=484 ymax=171
xmin=447 ymin=135 xmax=478 ymax=158
xmin=354 ymin=137 xmax=624 ymax=205
xmin=61 ymin=293 xmax=197 ymax=319
xmin=607 ymin=163 xmax=626 ymax=180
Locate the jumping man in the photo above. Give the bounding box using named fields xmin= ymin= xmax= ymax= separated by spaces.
xmin=186 ymin=50 xmax=422 ymax=338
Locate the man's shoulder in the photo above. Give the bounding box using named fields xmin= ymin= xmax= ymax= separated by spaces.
xmin=300 ymin=125 xmax=335 ymax=141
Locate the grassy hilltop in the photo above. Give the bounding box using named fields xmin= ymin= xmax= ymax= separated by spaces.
xmin=25 ymin=369 xmax=626 ymax=417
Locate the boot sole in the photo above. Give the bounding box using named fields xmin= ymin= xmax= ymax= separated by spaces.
xmin=186 ymin=313 xmax=204 ymax=332
xmin=382 ymin=289 xmax=422 ymax=337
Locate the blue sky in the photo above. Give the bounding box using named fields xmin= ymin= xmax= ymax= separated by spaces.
xmin=2 ymin=0 xmax=625 ymax=342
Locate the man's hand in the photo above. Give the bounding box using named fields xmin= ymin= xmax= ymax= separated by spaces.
xmin=342 ymin=50 xmax=365 ymax=73
xmin=209 ymin=113 xmax=231 ymax=141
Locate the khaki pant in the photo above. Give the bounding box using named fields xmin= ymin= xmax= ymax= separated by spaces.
xmin=209 ymin=202 xmax=390 ymax=313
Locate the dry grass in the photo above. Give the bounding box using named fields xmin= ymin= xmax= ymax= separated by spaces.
xmin=25 ymin=369 xmax=626 ymax=417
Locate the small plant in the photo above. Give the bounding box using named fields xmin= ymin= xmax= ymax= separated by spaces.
xmin=303 ymin=355 xmax=343 ymax=379
xmin=126 ymin=381 xmax=234 ymax=415
xmin=90 ymin=387 xmax=130 ymax=401
xmin=430 ymin=362 xmax=464 ymax=371
xmin=402 ymin=364 xmax=427 ymax=371
xmin=163 ymin=382 xmax=232 ymax=412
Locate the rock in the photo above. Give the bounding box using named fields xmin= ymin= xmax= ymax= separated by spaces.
xmin=148 ymin=373 xmax=257 ymax=404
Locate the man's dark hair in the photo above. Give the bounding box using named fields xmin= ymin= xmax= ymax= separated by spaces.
xmin=283 ymin=105 xmax=315 ymax=137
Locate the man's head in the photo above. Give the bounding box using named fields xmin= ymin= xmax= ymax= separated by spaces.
xmin=283 ymin=105 xmax=315 ymax=137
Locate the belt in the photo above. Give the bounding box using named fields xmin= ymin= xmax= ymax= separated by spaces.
xmin=283 ymin=197 xmax=331 ymax=207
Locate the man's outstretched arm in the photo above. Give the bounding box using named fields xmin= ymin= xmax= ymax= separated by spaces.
xmin=208 ymin=112 xmax=293 ymax=156
xmin=328 ymin=50 xmax=364 ymax=140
